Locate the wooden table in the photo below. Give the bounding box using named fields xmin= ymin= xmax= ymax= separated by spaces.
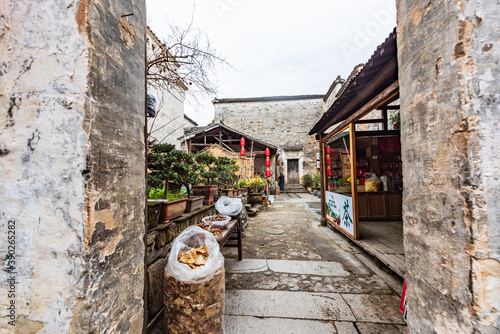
xmin=218 ymin=218 xmax=242 ymax=260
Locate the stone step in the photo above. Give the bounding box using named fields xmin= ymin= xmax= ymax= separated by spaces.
xmin=282 ymin=188 xmax=308 ymax=193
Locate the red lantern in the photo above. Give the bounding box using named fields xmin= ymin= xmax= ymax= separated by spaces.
xmin=266 ymin=169 xmax=271 ymax=178
xmin=327 ymin=167 xmax=332 ymax=177
xmin=240 ymin=148 xmax=246 ymax=156
xmin=265 ymin=148 xmax=270 ymax=157
xmin=326 ymin=156 xmax=331 ymax=166
xmin=326 ymin=146 xmax=331 ymax=155
xmin=240 ymin=138 xmax=245 ymax=147
xmin=265 ymin=159 xmax=271 ymax=167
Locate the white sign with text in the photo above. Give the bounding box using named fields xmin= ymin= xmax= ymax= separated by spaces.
xmin=325 ymin=191 xmax=354 ymax=237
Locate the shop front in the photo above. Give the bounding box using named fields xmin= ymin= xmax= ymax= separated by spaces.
xmin=310 ymin=30 xmax=405 ymax=277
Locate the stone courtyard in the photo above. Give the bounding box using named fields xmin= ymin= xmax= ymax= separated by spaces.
xmin=222 ymin=193 xmax=406 ymax=333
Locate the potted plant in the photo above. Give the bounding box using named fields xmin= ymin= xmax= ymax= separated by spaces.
xmin=312 ymin=174 xmax=321 ymax=191
xmin=192 ymin=152 xmax=219 ymax=205
xmin=215 ymin=156 xmax=240 ymax=198
xmin=148 ymin=144 xmax=187 ymax=223
xmin=390 ymin=111 xmax=401 ymax=130
xmin=246 ymin=176 xmax=266 ymax=205
xmin=172 ymin=150 xmax=205 ymax=213
xmin=238 ymin=179 xmax=248 ymax=194
xmin=302 ymin=173 xmax=314 ymax=192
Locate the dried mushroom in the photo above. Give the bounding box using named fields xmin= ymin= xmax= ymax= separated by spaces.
xmin=164 ymin=268 xmax=225 ymax=334
xmin=196 ymin=222 xmax=223 ymax=241
xmin=177 ymin=245 xmax=209 ymax=269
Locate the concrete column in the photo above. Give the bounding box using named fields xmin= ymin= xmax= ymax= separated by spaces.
xmin=0 ymin=0 xmax=146 ymax=332
xmin=397 ymin=1 xmax=499 ymax=332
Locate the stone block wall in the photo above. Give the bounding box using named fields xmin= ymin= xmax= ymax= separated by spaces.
xmin=0 ymin=1 xmax=146 ymax=332
xmin=397 ymin=0 xmax=499 ymax=332
xmin=214 ymin=97 xmax=323 ymax=183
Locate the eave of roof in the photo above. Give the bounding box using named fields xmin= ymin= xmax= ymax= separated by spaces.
xmin=323 ymin=76 xmax=345 ymax=102
xmin=183 ymin=114 xmax=198 ymax=126
xmin=309 ymin=28 xmax=398 ymax=136
xmin=213 ymin=95 xmax=324 ymax=104
xmin=180 ymin=123 xmax=278 ymax=151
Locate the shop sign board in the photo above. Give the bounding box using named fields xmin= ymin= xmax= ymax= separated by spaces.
xmin=325 ymin=191 xmax=354 ymax=237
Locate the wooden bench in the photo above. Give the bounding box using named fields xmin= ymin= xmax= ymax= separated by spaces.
xmin=217 ymin=218 xmax=242 ymax=260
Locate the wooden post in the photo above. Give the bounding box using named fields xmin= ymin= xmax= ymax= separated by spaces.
xmin=266 ymin=179 xmax=270 ymax=207
xmin=319 ymin=133 xmax=327 ymax=226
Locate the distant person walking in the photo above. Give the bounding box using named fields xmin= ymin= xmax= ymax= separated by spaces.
xmin=278 ymin=172 xmax=285 ymax=192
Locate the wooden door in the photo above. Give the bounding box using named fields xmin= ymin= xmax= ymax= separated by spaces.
xmin=287 ymin=159 xmax=299 ymax=184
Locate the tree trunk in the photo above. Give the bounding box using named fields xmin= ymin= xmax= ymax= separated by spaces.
xmin=163 ymin=178 xmax=169 ymax=199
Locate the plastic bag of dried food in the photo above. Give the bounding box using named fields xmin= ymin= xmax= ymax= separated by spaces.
xmin=215 ymin=196 xmax=243 ymax=217
xmin=365 ymin=173 xmax=380 ymax=192
xmin=164 ymin=226 xmax=225 ymax=334
xmin=166 ymin=226 xmax=222 ymax=284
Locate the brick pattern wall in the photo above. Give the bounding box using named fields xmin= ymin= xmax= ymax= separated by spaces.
xmin=214 ymin=98 xmax=323 ymax=182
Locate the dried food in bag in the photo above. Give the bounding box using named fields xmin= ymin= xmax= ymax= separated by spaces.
xmin=164 ymin=226 xmax=225 ymax=333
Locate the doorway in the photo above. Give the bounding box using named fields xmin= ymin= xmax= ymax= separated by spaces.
xmin=287 ymin=159 xmax=299 ymax=184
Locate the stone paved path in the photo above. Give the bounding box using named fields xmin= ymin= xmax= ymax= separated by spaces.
xmin=222 ymin=193 xmax=407 ymax=334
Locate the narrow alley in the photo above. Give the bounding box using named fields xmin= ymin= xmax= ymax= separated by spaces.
xmin=222 ymin=193 xmax=406 ymax=333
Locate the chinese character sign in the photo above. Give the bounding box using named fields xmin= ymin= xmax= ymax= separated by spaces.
xmin=325 ymin=191 xmax=354 ymax=237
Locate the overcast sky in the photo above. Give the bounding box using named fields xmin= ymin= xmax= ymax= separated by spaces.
xmin=146 ymin=0 xmax=397 ymax=125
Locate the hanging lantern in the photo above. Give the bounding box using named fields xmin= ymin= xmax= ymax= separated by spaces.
xmin=240 ymin=137 xmax=246 ymax=156
xmin=326 ymin=145 xmax=332 ymax=178
xmin=264 ymin=147 xmax=271 ymax=180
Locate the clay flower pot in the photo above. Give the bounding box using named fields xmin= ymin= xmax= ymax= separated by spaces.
xmin=184 ymin=196 xmax=205 ymax=213
xmin=248 ymin=193 xmax=263 ymax=205
xmin=150 ymin=198 xmax=188 ymax=223
xmin=192 ymin=185 xmax=218 ymax=205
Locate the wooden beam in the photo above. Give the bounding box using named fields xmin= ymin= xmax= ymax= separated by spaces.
xmin=382 ymin=108 xmax=388 ymax=131
xmin=355 ymin=119 xmax=385 ymax=124
xmin=354 ymin=130 xmax=400 ymax=137
xmin=318 ymin=58 xmax=398 ymax=135
xmin=379 ymin=105 xmax=400 ymax=110
xmin=324 ymin=80 xmax=399 ymax=142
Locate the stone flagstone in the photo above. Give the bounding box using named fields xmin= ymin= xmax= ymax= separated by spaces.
xmin=267 ymin=259 xmax=350 ymax=276
xmin=225 ymin=259 xmax=268 ymax=273
xmin=226 ymin=290 xmax=356 ymax=321
xmin=341 ymin=293 xmax=405 ymax=324
xmin=224 ymin=315 xmax=337 ymax=334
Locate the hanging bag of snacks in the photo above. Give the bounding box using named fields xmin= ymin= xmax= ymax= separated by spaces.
xmin=164 ymin=226 xmax=225 ymax=334
xmin=365 ymin=173 xmax=381 ymax=192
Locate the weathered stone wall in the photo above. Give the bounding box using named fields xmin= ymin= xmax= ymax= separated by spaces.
xmin=214 ymin=97 xmax=323 ymax=182
xmin=0 ymin=1 xmax=146 ymax=332
xmin=397 ymin=1 xmax=499 ymax=332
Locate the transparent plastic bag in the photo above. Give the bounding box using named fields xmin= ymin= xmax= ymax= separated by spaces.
xmin=365 ymin=173 xmax=380 ymax=192
xmin=215 ymin=196 xmax=243 ymax=217
xmin=166 ymin=226 xmax=222 ymax=284
xmin=164 ymin=226 xmax=225 ymax=333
